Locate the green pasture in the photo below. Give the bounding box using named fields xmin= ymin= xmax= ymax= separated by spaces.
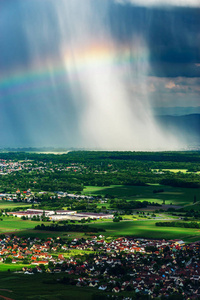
xmin=83 ymin=185 xmax=200 ymax=206
xmin=0 ymin=216 xmax=48 ymax=234
xmin=181 ymin=202 xmax=200 ymax=211
xmin=129 ymin=198 xmax=163 ymax=204
xmin=14 ymin=229 xmax=88 ymax=240
xmin=0 ymin=201 xmax=31 ymax=209
xmin=62 ymin=249 xmax=93 ymax=258
xmin=153 ymin=169 xmax=189 ymax=173
xmin=96 ymin=202 xmax=110 ymax=209
xmin=89 ymin=220 xmax=200 ymax=243
xmin=153 ymin=169 xmax=200 ymax=174
xmin=0 ymin=272 xmax=110 ymax=300
xmin=0 ymin=263 xmax=30 ymax=272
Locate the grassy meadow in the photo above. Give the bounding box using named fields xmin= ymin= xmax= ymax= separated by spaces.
xmin=1 ymin=214 xmax=200 ymax=244
xmin=84 ymin=184 xmax=200 ymax=206
xmin=89 ymin=220 xmax=200 ymax=243
xmin=0 ymin=216 xmax=50 ymax=236
xmin=152 ymin=169 xmax=188 ymax=173
xmin=0 ymin=272 xmax=107 ymax=300
xmin=0 ymin=200 xmax=31 ymax=210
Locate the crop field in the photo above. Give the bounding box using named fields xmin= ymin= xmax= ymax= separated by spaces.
xmin=2 ymin=216 xmax=199 ymax=244
xmin=153 ymin=169 xmax=189 ymax=173
xmin=0 ymin=201 xmax=31 ymax=209
xmin=13 ymin=229 xmax=87 ymax=240
xmin=90 ymin=220 xmax=200 ymax=243
xmin=83 ymin=184 xmax=200 ymax=206
xmin=0 ymin=216 xmax=48 ymax=234
xmin=0 ymin=263 xmax=29 ymax=272
xmin=0 ymin=272 xmax=105 ymax=300
xmin=153 ymin=169 xmax=200 ymax=174
xmin=182 ymin=203 xmax=200 ymax=211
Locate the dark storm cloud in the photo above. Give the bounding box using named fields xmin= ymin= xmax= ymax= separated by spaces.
xmin=108 ymin=2 xmax=200 ymax=77
xmin=0 ymin=0 xmax=62 ymax=72
xmin=0 ymin=1 xmax=30 ymax=71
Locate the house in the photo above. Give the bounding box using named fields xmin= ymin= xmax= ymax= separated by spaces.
xmin=89 ymin=281 xmax=98 ymax=287
xmin=112 ymin=287 xmax=120 ymax=293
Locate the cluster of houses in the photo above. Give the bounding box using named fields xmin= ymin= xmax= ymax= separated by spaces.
xmin=55 ymin=191 xmax=94 ymax=200
xmin=0 ymin=159 xmax=83 ymax=176
xmin=6 ymin=208 xmax=114 ymax=221
xmin=0 ymin=159 xmax=25 ymax=175
xmin=1 ymin=235 xmax=200 ymax=298
xmin=0 ymin=189 xmax=95 ymax=203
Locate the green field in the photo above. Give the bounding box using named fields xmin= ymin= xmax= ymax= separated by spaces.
xmin=1 ymin=215 xmax=200 ymax=244
xmin=0 ymin=272 xmax=109 ymax=300
xmin=89 ymin=220 xmax=200 ymax=243
xmin=0 ymin=216 xmax=48 ymax=234
xmin=0 ymin=263 xmax=30 ymax=272
xmin=153 ymin=169 xmax=189 ymax=173
xmin=153 ymin=169 xmax=200 ymax=174
xmin=0 ymin=201 xmax=31 ymax=209
xmin=83 ymin=184 xmax=200 ymax=206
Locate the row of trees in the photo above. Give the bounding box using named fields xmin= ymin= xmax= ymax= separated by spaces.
xmin=156 ymin=221 xmax=200 ymax=228
xmin=34 ymin=223 xmax=105 ymax=233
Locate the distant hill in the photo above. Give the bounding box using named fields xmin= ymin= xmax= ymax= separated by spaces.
xmin=154 ymin=107 xmax=200 ymax=116
xmin=156 ymin=114 xmax=200 ymax=145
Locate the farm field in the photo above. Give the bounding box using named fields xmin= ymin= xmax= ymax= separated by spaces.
xmin=0 ymin=272 xmax=106 ymax=300
xmin=83 ymin=184 xmax=200 ymax=206
xmin=0 ymin=263 xmax=29 ymax=272
xmin=89 ymin=220 xmax=200 ymax=243
xmin=5 ymin=217 xmax=199 ymax=244
xmin=0 ymin=216 xmax=48 ymax=234
xmin=153 ymin=169 xmax=200 ymax=174
xmin=0 ymin=201 xmax=31 ymax=210
xmin=12 ymin=229 xmax=87 ymax=240
xmin=152 ymin=169 xmax=188 ymax=173
xmin=1 ymin=214 xmax=199 ymax=244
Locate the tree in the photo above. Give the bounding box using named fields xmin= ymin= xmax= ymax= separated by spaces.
xmin=5 ymin=257 xmax=12 ymax=263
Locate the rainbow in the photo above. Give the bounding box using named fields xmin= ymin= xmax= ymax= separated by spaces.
xmin=64 ymin=42 xmax=149 ymax=74
xmin=0 ymin=42 xmax=149 ymax=99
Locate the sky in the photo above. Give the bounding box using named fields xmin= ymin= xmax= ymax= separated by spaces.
xmin=0 ymin=0 xmax=199 ymax=149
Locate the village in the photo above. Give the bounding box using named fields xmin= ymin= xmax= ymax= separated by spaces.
xmin=0 ymin=234 xmax=199 ymax=298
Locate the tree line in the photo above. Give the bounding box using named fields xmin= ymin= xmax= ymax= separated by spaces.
xmin=155 ymin=221 xmax=200 ymax=228
xmin=34 ymin=223 xmax=105 ymax=233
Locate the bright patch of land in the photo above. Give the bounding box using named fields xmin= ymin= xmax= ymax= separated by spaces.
xmin=0 ymin=216 xmax=47 ymax=233
xmin=153 ymin=169 xmax=189 ymax=173
xmin=0 ymin=201 xmax=31 ymax=210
